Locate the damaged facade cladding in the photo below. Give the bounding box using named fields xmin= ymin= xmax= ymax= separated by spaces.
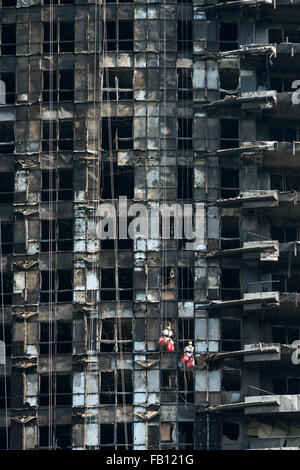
xmin=200 ymin=0 xmax=300 ymax=450
xmin=0 ymin=0 xmax=300 ymax=452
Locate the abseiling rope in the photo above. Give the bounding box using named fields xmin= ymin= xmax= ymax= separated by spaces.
xmin=47 ymin=0 xmax=55 ymax=448
xmin=0 ymin=218 xmax=9 ymax=449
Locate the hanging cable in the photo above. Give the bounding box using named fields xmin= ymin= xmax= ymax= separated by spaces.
xmin=0 ymin=218 xmax=9 ymax=449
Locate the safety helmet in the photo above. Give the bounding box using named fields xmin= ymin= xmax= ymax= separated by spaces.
xmin=188 ymin=340 xmax=192 ymax=345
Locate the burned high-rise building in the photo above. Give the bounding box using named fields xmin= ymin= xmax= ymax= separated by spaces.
xmin=0 ymin=0 xmax=300 ymax=451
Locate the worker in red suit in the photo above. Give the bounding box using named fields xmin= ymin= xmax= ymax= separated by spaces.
xmin=158 ymin=325 xmax=175 ymax=352
xmin=181 ymin=341 xmax=195 ymax=368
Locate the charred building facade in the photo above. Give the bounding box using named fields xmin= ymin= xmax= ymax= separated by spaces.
xmin=0 ymin=0 xmax=300 ymax=451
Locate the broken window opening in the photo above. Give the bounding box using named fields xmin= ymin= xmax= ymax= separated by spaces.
xmin=273 ymin=377 xmax=300 ymax=394
xmin=42 ymin=69 xmax=74 ymax=102
xmin=272 ymin=273 xmax=285 ymax=293
xmin=269 ymin=27 xmax=300 ymax=45
xmin=101 ymin=237 xmax=133 ymax=250
xmin=59 ymin=121 xmax=73 ymax=150
xmin=2 ymin=0 xmax=16 ymax=6
xmin=220 ymin=216 xmax=240 ymax=250
xmin=116 ymin=423 xmax=133 ymax=449
xmin=59 ymin=69 xmax=74 ymax=100
xmin=43 ymin=22 xmax=74 ymax=53
xmin=178 ymin=319 xmax=194 ymax=349
xmin=178 ymin=266 xmax=194 ymax=301
xmin=41 ymin=219 xmax=73 ymax=252
xmin=100 ymin=268 xmax=133 ymax=301
xmin=271 ymin=225 xmax=298 ymax=243
xmin=55 ymin=425 xmax=72 ymax=450
xmin=100 ymin=319 xmax=115 ymax=352
xmin=41 ymin=169 xmax=73 ymax=202
xmin=100 ymin=423 xmax=133 ymax=449
xmin=42 ymin=121 xmax=57 ymax=151
xmin=39 ymin=374 xmax=72 ymax=406
xmin=177 ymin=167 xmax=193 ymax=199
xmin=223 ymin=422 xmax=239 ymax=441
xmin=272 ymin=326 xmax=299 ymax=344
xmin=40 ymin=321 xmax=72 ymax=355
xmin=0 ymin=377 xmax=10 ymax=409
xmin=221 ymin=268 xmax=240 ymax=300
xmin=0 ymin=122 xmax=14 ymax=154
xmin=178 ymin=118 xmax=193 ymax=150
xmin=0 ymin=223 xmax=13 ymax=254
xmin=1 ymin=24 xmax=16 ymax=55
xmin=178 ymin=422 xmax=194 ymax=450
xmin=0 ymin=72 xmax=15 ymax=104
xmin=42 ymin=71 xmax=57 ymax=102
xmin=59 ymin=22 xmax=74 ymax=52
xmin=43 ymin=0 xmax=74 ymax=4
xmin=271 ymin=173 xmax=300 ymax=192
xmin=0 ymin=274 xmax=12 ymax=305
xmin=269 ymin=74 xmax=296 ymax=93
xmin=220 ymin=119 xmax=239 ymax=149
xmin=161 ymin=265 xmax=176 ymax=300
xmin=269 ymin=29 xmax=284 ymax=44
xmin=272 ymin=273 xmax=300 ymax=294
xmin=221 ymin=318 xmax=241 ymax=352
xmin=100 ymin=162 xmax=134 ymax=198
xmin=220 ymin=168 xmax=239 ymax=199
xmin=100 ymin=424 xmax=114 ymax=446
xmin=177 ymin=21 xmax=193 ymax=52
xmin=219 ymin=68 xmax=239 ymax=98
xmin=43 ymin=22 xmax=58 ymax=53
xmin=0 ymin=172 xmax=14 ymax=204
xmin=219 ymin=23 xmax=238 ymax=52
xmin=0 ymin=427 xmax=9 ymax=450
xmin=178 ymin=370 xmax=194 ymax=404
xmin=161 ymin=370 xmax=176 ymax=391
xmin=117 ymin=370 xmax=133 ymax=404
xmin=103 ymin=21 xmax=133 ymax=52
xmin=0 ymin=324 xmax=11 ymax=356
xmin=100 ymin=318 xmax=133 ymax=352
xmin=117 ymin=318 xmax=133 ymax=352
xmin=177 ymin=68 xmax=193 ymax=100
xmin=40 ymin=270 xmax=73 ymax=303
xmin=100 ymin=370 xmax=133 ymax=405
xmin=102 ymin=69 xmax=133 ymax=101
xmin=42 ymin=120 xmax=74 ymax=151
xmin=222 ymin=369 xmax=241 ymax=392
xmin=102 ymin=118 xmax=133 ymax=151
xmin=100 ymin=371 xmax=115 ymax=404
xmin=270 ymin=125 xmax=300 ymax=142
